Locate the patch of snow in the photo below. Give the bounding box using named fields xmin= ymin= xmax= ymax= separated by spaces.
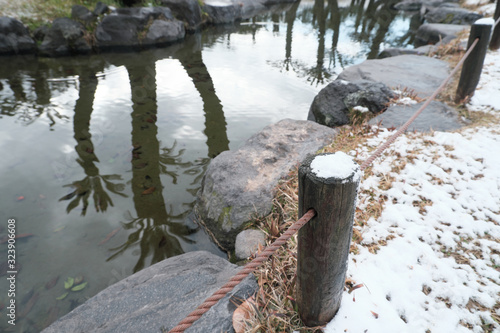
xmin=353 ymin=105 xmax=370 ymax=113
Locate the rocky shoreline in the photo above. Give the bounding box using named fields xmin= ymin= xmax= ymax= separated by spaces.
xmin=0 ymin=0 xmax=297 ymax=57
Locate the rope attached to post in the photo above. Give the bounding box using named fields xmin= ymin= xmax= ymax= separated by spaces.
xmin=169 ymin=22 xmax=486 ymax=333
xmin=168 ymin=209 xmax=316 ymax=333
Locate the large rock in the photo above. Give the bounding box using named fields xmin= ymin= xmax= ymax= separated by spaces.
xmin=196 ymin=119 xmax=337 ymax=250
xmin=39 ymin=17 xmax=92 ymax=57
xmin=0 ymin=17 xmax=36 ymax=55
xmin=425 ymin=6 xmax=483 ymax=25
xmin=308 ymin=80 xmax=394 ymax=127
xmin=96 ymin=7 xmax=185 ymax=51
xmin=414 ymin=23 xmax=469 ymax=47
xmin=369 ymin=100 xmax=466 ymax=132
xmin=159 ymin=0 xmax=204 ymax=31
xmin=42 ymin=251 xmax=256 ymax=333
xmin=337 ymin=55 xmax=449 ymax=98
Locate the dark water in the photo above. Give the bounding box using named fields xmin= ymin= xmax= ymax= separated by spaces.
xmin=0 ymin=0 xmax=416 ymax=331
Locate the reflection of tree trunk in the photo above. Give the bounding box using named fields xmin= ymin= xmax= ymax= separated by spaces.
xmin=313 ymin=0 xmax=327 ymax=84
xmin=60 ymin=68 xmax=127 ymax=215
xmin=34 ymin=64 xmax=51 ymax=106
xmin=7 ymin=74 xmax=26 ymax=102
xmin=126 ymin=61 xmax=184 ymax=272
xmin=354 ymin=0 xmax=366 ymax=34
xmin=329 ymin=0 xmax=341 ymax=51
xmin=179 ymin=52 xmax=230 ymax=158
xmin=285 ymin=1 xmax=300 ymax=65
xmin=362 ymin=0 xmax=376 ymax=35
xmin=73 ymin=74 xmax=99 ymax=177
xmin=272 ymin=13 xmax=280 ymax=33
xmin=367 ymin=2 xmax=397 ymax=59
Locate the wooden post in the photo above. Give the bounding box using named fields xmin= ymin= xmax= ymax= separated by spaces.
xmin=490 ymin=0 xmax=500 ymax=50
xmin=455 ymin=18 xmax=494 ymax=103
xmin=297 ymin=152 xmax=360 ymax=327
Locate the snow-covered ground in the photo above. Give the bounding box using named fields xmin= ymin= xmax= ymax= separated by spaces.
xmin=324 ymin=49 xmax=500 ymax=332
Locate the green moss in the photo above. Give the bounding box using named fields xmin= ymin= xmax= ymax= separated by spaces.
xmin=217 ymin=206 xmax=233 ymax=230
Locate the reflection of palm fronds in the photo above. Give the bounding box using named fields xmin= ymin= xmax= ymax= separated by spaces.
xmin=159 ymin=141 xmax=193 ymax=184
xmin=59 ymin=175 xmax=127 ymax=216
xmin=106 ymin=211 xmax=198 ymax=273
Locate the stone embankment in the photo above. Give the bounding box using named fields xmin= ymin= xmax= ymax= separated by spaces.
xmin=0 ymin=0 xmax=297 ymax=56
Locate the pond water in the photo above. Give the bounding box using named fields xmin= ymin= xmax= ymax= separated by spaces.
xmin=0 ymin=0 xmax=417 ymax=330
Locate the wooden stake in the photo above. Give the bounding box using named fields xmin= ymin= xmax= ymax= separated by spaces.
xmin=297 ymin=153 xmax=360 ymax=326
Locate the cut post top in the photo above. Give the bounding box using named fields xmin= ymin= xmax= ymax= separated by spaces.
xmin=309 ymin=152 xmax=361 ymax=183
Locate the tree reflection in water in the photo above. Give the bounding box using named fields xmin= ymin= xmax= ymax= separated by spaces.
xmin=59 ymin=72 xmax=127 ymax=215
xmin=103 ymin=57 xmax=205 ymax=272
xmin=0 ymin=59 xmax=71 ymax=127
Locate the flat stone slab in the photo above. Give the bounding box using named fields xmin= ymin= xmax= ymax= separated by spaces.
xmin=42 ymin=251 xmax=257 ymax=333
xmin=369 ymin=100 xmax=466 ymax=132
xmin=196 ymin=119 xmax=337 ymax=250
xmin=337 ymin=55 xmax=450 ymax=98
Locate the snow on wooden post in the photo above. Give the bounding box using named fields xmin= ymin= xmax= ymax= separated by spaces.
xmin=490 ymin=0 xmax=500 ymax=50
xmin=455 ymin=18 xmax=494 ymax=103
xmin=297 ymin=152 xmax=360 ymax=327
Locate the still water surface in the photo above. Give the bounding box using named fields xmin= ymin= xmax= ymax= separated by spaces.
xmin=0 ymin=0 xmax=415 ymax=330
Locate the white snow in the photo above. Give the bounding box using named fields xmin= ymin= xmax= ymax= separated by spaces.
xmin=353 ymin=105 xmax=370 ymax=113
xmin=474 ymin=17 xmax=495 ymax=26
xmin=310 ymin=152 xmax=360 ymax=181
xmin=324 ymin=39 xmax=500 ymax=332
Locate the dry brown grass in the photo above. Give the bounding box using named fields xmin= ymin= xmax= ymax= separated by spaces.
xmin=243 ymin=120 xmax=390 ymax=332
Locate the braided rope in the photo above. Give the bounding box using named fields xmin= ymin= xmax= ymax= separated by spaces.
xmin=168 ymin=208 xmax=316 ymax=332
xmin=360 ymin=37 xmax=480 ymax=171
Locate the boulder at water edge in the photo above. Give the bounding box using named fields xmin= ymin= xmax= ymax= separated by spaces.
xmin=425 ymin=5 xmax=483 ymax=25
xmin=159 ymin=0 xmax=204 ymax=31
xmin=42 ymin=251 xmax=256 ymax=333
xmin=95 ymin=7 xmax=185 ymax=51
xmin=414 ymin=23 xmax=469 ymax=47
xmin=308 ymin=80 xmax=394 ymax=127
xmin=0 ymin=17 xmax=36 ymax=55
xmin=39 ymin=18 xmax=92 ymax=57
xmin=196 ymin=119 xmax=337 ymax=250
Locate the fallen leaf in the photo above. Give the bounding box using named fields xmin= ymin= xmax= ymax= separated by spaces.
xmin=71 ymin=282 xmax=88 ymax=291
xmin=56 ymin=292 xmax=68 ymax=300
xmin=0 ymin=233 xmax=34 ymax=244
xmin=74 ymin=275 xmax=84 ymax=285
xmin=53 ymin=226 xmax=66 ymax=233
xmin=64 ymin=277 xmax=74 ymax=290
xmin=45 ymin=276 xmax=59 ymax=290
xmin=232 ymin=296 xmax=255 ymax=333
xmin=141 ymin=186 xmax=155 ymax=195
xmin=348 ymin=283 xmax=364 ymax=294
xmin=19 ymin=293 xmax=39 ymax=318
xmin=17 ymin=196 xmax=25 ymax=201
xmin=99 ymin=227 xmax=121 ymax=245
xmin=371 ymin=310 xmax=379 ymax=319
